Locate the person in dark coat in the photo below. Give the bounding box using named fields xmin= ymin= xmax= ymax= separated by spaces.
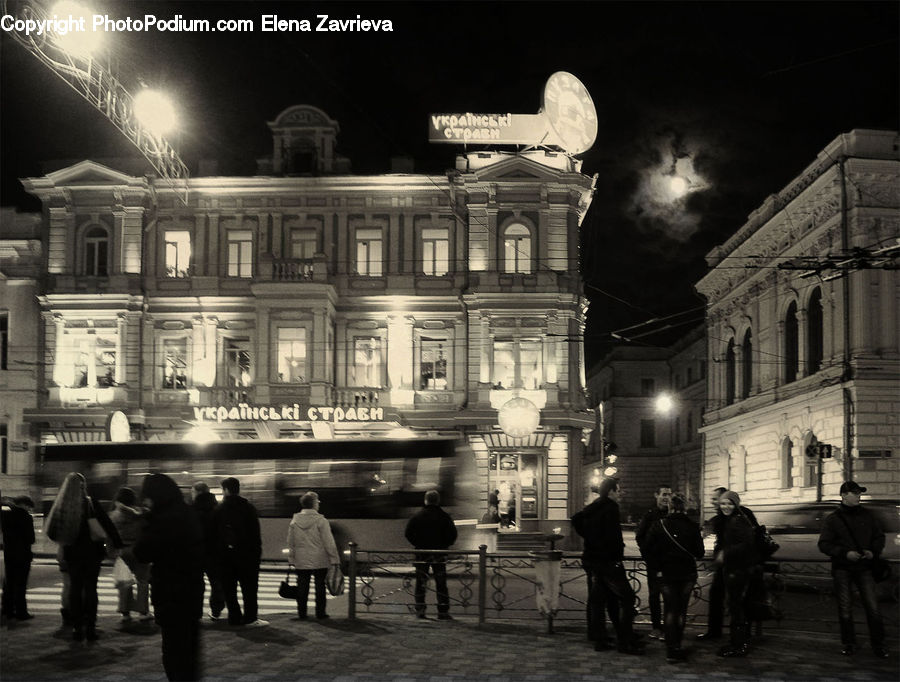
xmin=134 ymin=474 xmax=204 ymax=682
xmin=643 ymin=493 xmax=704 ymax=663
xmin=817 ymin=480 xmax=888 ymax=658
xmin=697 ymin=485 xmax=757 ymax=642
xmin=634 ymin=484 xmax=673 ymax=640
xmin=1 ymin=495 xmax=36 ymax=620
xmin=404 ymin=489 xmax=457 ymax=619
xmin=713 ymin=490 xmax=760 ymax=658
xmin=571 ymin=478 xmax=644 ymax=655
xmin=191 ymin=482 xmax=225 ymax=621
xmin=212 ymin=477 xmax=266 ymax=627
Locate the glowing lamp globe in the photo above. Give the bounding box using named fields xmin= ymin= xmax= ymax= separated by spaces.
xmin=133 ymin=89 xmax=178 ymax=138
xmin=498 ymin=397 xmax=540 ymax=438
xmin=52 ymin=2 xmax=103 ymax=57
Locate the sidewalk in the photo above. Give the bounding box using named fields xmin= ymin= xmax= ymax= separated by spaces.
xmin=1 ymin=610 xmax=897 ymax=681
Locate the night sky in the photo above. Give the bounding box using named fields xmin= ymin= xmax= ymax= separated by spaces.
xmin=1 ymin=1 xmax=897 ymax=367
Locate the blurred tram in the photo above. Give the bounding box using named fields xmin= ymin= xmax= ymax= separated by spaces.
xmin=37 ymin=437 xmax=481 ymax=561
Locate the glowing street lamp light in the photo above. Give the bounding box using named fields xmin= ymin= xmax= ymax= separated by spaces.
xmin=133 ymin=89 xmax=178 ymax=138
xmin=183 ymin=425 xmax=219 ymax=444
xmin=51 ymin=1 xmax=103 ymax=57
xmin=655 ymin=393 xmax=675 ymax=415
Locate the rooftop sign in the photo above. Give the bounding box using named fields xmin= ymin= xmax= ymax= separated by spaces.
xmin=428 ymin=72 xmax=597 ymax=155
xmin=192 ymin=404 xmax=384 ymax=424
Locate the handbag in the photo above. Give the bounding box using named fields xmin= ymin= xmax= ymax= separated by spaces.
xmin=754 ymin=524 xmax=780 ymax=559
xmin=113 ymin=556 xmax=135 ymax=587
xmin=326 ymin=564 xmax=345 ymax=597
xmin=279 ymin=566 xmax=299 ymax=599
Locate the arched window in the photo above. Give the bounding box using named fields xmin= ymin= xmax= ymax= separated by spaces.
xmin=807 ymin=288 xmax=824 ymax=375
xmin=784 ymin=301 xmax=799 ymax=383
xmin=725 ymin=338 xmax=736 ymax=405
xmin=503 ymin=223 xmax=532 ymax=274
xmin=741 ymin=329 xmax=753 ymax=399
xmin=781 ymin=437 xmax=794 ymax=488
xmin=84 ymin=226 xmax=109 ymax=276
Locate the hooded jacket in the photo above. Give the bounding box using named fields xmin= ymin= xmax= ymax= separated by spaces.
xmin=133 ymin=474 xmax=204 ymax=624
xmin=287 ymin=509 xmax=341 ymax=570
xmin=818 ymin=503 xmax=885 ymax=570
xmin=571 ymin=496 xmax=625 ymax=565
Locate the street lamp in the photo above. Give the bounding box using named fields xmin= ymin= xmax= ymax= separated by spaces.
xmin=50 ymin=1 xmax=103 ymax=57
xmin=133 ymin=89 xmax=178 ymax=138
xmin=655 ymin=393 xmax=675 ymax=414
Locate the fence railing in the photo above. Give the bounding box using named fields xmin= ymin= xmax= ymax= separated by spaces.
xmin=345 ymin=544 xmax=899 ymax=633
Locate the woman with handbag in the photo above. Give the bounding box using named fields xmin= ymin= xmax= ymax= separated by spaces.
xmin=44 ymin=472 xmax=122 ymax=641
xmin=286 ymin=491 xmax=341 ymax=620
xmin=714 ymin=490 xmax=760 ymax=658
xmin=643 ymin=493 xmax=705 ymax=663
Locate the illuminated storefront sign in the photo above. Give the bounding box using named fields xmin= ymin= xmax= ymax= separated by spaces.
xmin=192 ymin=403 xmax=384 ymax=424
xmin=428 ymin=113 xmax=543 ymax=143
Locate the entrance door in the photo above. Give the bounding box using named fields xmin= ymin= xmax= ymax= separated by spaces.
xmin=489 ymin=451 xmax=543 ymax=529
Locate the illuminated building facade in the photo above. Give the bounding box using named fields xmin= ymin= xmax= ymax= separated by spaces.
xmin=16 ymin=106 xmax=595 ymax=535
xmin=696 ymin=129 xmax=899 ymax=513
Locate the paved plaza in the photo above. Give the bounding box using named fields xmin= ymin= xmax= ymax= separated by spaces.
xmin=2 ymin=603 xmax=898 ymax=681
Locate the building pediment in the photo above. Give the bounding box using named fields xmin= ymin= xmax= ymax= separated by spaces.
xmin=464 ymin=153 xmax=575 ymax=183
xmin=268 ymin=105 xmax=339 ymax=132
xmin=43 ymin=160 xmax=145 ymax=187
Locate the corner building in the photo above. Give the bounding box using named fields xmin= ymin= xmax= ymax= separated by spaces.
xmin=696 ymin=129 xmax=899 ymax=512
xmin=20 ymin=106 xmax=594 ymax=540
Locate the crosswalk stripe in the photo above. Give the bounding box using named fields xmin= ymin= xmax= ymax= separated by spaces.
xmin=23 ymin=574 xmax=351 ymax=616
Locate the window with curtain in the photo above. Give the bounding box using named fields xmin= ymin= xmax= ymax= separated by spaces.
xmin=503 ymin=223 xmax=531 ymax=274
xmin=227 ymin=230 xmax=253 ymax=278
xmin=355 ymin=228 xmax=383 ymax=276
xmin=420 ymin=338 xmax=448 ymax=389
xmin=84 ymin=226 xmax=109 ymax=276
xmin=58 ymin=330 xmax=117 ymax=388
xmin=161 ymin=337 xmax=188 ymax=389
xmin=164 ymin=230 xmax=191 ymax=278
xmin=352 ymin=337 xmax=382 ymax=387
xmin=290 ymin=229 xmax=317 ymax=260
xmin=491 ymin=338 xmax=542 ymax=389
xmin=277 ymin=327 xmax=306 ymax=383
xmin=223 ymin=338 xmax=252 ymax=386
xmin=422 ymin=228 xmax=449 ymax=276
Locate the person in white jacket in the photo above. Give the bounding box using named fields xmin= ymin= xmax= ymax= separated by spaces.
xmin=286 ymin=491 xmax=340 ymax=619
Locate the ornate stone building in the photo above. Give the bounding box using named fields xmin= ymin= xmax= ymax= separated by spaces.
xmin=696 ymin=129 xmax=899 ymax=511
xmin=16 ymin=105 xmax=595 ymax=536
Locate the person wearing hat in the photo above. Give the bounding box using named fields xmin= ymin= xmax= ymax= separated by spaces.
xmin=1 ymin=495 xmax=36 ymax=621
xmin=571 ymin=478 xmax=644 ymax=655
xmin=712 ymin=490 xmax=760 ymax=658
xmin=818 ymin=481 xmax=888 ymax=658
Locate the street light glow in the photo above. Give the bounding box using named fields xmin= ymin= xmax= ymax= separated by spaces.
xmin=183 ymin=425 xmax=219 ymax=444
xmin=133 ymin=89 xmax=178 ymax=138
xmin=51 ymin=2 xmax=103 ymax=57
xmin=655 ymin=393 xmax=675 ymax=414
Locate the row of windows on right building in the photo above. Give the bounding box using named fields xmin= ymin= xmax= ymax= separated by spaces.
xmin=721 ymin=286 xmax=825 ymax=405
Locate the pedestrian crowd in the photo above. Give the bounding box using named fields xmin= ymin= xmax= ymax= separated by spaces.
xmin=1 ymin=475 xmax=892 ymax=679
xmin=572 ymin=477 xmax=891 ymax=664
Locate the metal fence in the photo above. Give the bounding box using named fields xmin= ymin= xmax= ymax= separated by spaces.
xmin=345 ymin=543 xmax=899 ymax=634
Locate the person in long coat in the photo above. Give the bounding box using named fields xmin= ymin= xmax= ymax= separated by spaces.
xmin=713 ymin=490 xmax=760 ymax=658
xmin=286 ymin=491 xmax=341 ymax=619
xmin=134 ymin=474 xmax=204 ymax=681
xmin=44 ymin=472 xmax=122 ymax=641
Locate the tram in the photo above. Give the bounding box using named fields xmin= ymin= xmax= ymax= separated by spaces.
xmin=36 ymin=437 xmax=482 ymax=560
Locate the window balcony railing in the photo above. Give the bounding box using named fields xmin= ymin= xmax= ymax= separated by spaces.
xmin=272 ymin=257 xmax=315 ymax=281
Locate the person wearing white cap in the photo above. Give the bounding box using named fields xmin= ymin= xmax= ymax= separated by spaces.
xmin=818 ymin=480 xmax=888 ymax=658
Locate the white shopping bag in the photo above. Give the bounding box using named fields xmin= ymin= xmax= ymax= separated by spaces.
xmin=113 ymin=556 xmax=135 ymax=587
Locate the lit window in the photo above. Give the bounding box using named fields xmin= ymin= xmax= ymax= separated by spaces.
xmin=161 ymin=338 xmax=188 ymax=389
xmin=227 ymin=231 xmax=253 ymax=278
xmin=503 ymin=224 xmax=531 ymax=274
xmin=277 ymin=327 xmax=306 ymax=383
xmin=58 ymin=330 xmax=117 ymax=388
xmin=353 ymin=337 xmax=382 ymax=387
xmin=84 ymin=226 xmax=109 ymax=276
xmin=422 ymin=228 xmax=449 ymax=276
xmin=164 ymin=231 xmax=191 ymax=278
xmin=492 ymin=338 xmax=543 ymax=389
xmin=290 ymin=229 xmax=317 ymax=260
xmin=420 ymin=339 xmax=447 ymax=390
xmin=223 ymin=338 xmax=252 ymax=387
xmin=355 ymin=228 xmax=383 ymax=276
